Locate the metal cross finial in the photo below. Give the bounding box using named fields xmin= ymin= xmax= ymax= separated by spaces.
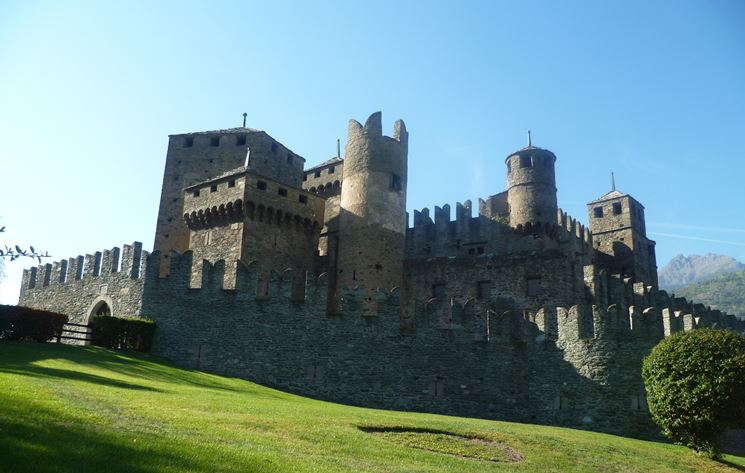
xmin=336 ymin=139 xmax=340 ymax=158
xmin=242 ymin=112 xmax=247 ymax=128
xmin=528 ymin=130 xmax=532 ymax=147
xmin=611 ymin=172 xmax=616 ymax=192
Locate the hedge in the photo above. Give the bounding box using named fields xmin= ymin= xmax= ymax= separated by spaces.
xmin=90 ymin=315 xmax=156 ymax=352
xmin=0 ymin=304 xmax=68 ymax=342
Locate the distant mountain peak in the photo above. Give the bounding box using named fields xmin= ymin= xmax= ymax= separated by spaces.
xmin=659 ymin=253 xmax=745 ymax=290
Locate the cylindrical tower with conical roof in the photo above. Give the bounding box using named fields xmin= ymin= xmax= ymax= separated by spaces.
xmin=505 ymin=142 xmax=558 ymax=230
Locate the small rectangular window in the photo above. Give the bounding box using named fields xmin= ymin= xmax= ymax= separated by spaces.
xmin=527 ymin=277 xmax=543 ymax=296
xmin=477 ymin=281 xmax=491 ymax=298
xmin=193 ymin=190 xmax=200 ymax=197
xmin=278 ymin=187 xmax=288 ymax=197
xmin=228 ymin=180 xmax=235 ymax=188
xmin=390 ymin=173 xmax=402 ymax=191
xmin=303 ymin=174 xmax=308 ymax=181
xmin=432 ymin=283 xmax=446 ymax=299
xmin=184 ymin=136 xmax=194 ymax=147
xmin=468 ymin=248 xmax=475 ymax=255
xmin=299 ymin=195 xmax=308 ymax=204
xmin=271 ymin=143 xmax=278 ymax=154
xmin=257 ymin=181 xmax=267 ymax=190
xmin=236 ymin=135 xmax=246 ymax=146
xmin=477 ymin=246 xmax=484 ymax=254
xmin=520 ymin=155 xmax=532 ymax=168
xmin=210 ymin=136 xmax=220 ymax=147
xmin=593 ymin=207 xmax=603 ymax=218
xmin=314 ymin=170 xmax=321 ymax=178
xmin=287 ymin=153 xmax=293 ymax=164
xmin=328 ymin=166 xmax=335 ymax=174
xmin=613 ymin=202 xmax=622 ymax=215
xmin=210 ymin=184 xmax=217 ymax=193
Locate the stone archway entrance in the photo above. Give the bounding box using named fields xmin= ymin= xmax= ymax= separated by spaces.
xmin=91 ymin=301 xmax=111 ymax=317
xmin=85 ymin=296 xmax=114 ymax=325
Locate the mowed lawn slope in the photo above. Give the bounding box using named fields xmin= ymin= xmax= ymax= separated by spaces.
xmin=0 ymin=342 xmax=742 ymax=473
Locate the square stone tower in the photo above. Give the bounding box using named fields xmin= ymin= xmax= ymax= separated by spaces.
xmin=587 ymin=188 xmax=658 ymax=288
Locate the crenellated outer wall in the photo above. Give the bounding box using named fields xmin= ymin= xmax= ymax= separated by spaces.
xmin=17 ymin=245 xmax=745 ymax=438
xmin=138 ymin=251 xmax=741 ymax=438
xmin=18 ymin=242 xmax=149 ymax=324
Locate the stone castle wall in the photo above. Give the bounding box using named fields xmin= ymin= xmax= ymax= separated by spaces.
xmin=17 ymin=245 xmax=744 ymax=438
xmin=18 ymin=242 xmax=148 ymax=324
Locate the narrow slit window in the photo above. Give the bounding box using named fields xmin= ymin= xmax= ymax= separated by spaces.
xmin=390 ymin=173 xmax=402 ymax=191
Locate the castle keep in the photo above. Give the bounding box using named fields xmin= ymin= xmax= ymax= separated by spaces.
xmin=18 ymin=112 xmax=744 ymax=437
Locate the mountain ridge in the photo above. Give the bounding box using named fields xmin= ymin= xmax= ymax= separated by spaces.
xmin=658 ymin=253 xmax=745 ymax=290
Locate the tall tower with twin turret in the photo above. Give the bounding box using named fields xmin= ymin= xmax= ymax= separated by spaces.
xmin=335 ymin=112 xmax=408 ymax=312
xmin=505 ymin=137 xmax=558 ymax=230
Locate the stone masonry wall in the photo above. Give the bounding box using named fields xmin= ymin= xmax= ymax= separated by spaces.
xmin=153 ymin=129 xmax=305 ymax=277
xmin=18 ymin=242 xmax=148 ymax=324
xmin=142 ymin=251 xmax=742 ymax=439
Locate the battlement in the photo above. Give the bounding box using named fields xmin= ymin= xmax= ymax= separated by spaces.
xmin=555 ymin=208 xmax=593 ymax=247
xmin=21 ymin=242 xmax=148 ymax=290
xmin=348 ymin=111 xmax=408 ymax=144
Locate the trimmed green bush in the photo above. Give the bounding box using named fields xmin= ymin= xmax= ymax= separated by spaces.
xmin=642 ymin=328 xmax=745 ymax=457
xmin=90 ymin=315 xmax=156 ymax=352
xmin=0 ymin=304 xmax=68 ymax=342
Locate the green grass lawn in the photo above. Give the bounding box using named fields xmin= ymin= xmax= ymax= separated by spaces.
xmin=0 ymin=341 xmax=742 ymax=473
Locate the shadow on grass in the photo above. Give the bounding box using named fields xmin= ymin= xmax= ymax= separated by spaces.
xmin=718 ymin=459 xmax=745 ymax=472
xmin=0 ymin=364 xmax=161 ymax=392
xmin=0 ymin=342 xmax=161 ymax=392
xmin=0 ymin=341 xmax=290 ymax=399
xmin=0 ymin=391 xmax=226 ymax=473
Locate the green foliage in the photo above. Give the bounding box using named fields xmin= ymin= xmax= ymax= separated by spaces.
xmin=642 ymin=329 xmax=745 ymax=457
xmin=0 ymin=304 xmax=68 ymax=342
xmin=674 ymin=270 xmax=745 ymax=318
xmin=90 ymin=315 xmax=156 ymax=352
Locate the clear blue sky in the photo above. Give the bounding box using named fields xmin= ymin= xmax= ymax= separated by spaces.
xmin=1 ymin=0 xmax=744 ymax=304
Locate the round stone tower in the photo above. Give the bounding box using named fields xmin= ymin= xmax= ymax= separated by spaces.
xmin=336 ymin=112 xmax=408 ymax=310
xmin=505 ymin=139 xmax=558 ymax=230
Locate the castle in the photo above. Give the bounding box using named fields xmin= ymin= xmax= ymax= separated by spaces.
xmin=18 ymin=112 xmax=744 ymax=437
